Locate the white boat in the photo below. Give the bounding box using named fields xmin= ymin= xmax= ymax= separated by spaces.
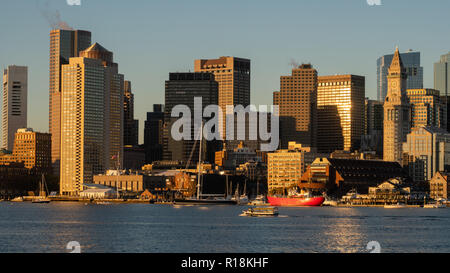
xmin=11 ymin=196 xmax=24 ymax=202
xmin=384 ymin=203 xmax=407 ymax=209
xmin=249 ymin=195 xmax=268 ymax=206
xmin=240 ymin=206 xmax=278 ymax=217
xmin=424 ymin=201 xmax=446 ymax=208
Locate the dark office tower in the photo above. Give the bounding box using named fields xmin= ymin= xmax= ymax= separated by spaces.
xmin=49 ymin=29 xmax=91 ymax=176
xmin=273 ymin=64 xmax=318 ymax=149
xmin=377 ymin=50 xmax=423 ymax=102
xmin=163 ymin=72 xmax=219 ymax=165
xmin=317 ymin=75 xmax=365 ymax=153
xmin=361 ymin=98 xmax=384 ymax=155
xmin=123 ymin=81 xmax=139 ymax=146
xmin=194 ymin=57 xmax=250 ymax=138
xmin=144 ymin=104 xmax=164 ymax=163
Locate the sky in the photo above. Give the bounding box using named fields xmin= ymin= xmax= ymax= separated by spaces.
xmin=0 ymin=0 xmax=449 ymax=144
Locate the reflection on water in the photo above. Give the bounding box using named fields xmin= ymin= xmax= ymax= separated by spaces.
xmin=320 ymin=208 xmax=367 ymax=253
xmin=1 ymin=202 xmax=450 ymax=253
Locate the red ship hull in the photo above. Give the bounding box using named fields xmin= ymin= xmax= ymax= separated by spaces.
xmin=267 ymin=196 xmax=325 ymax=207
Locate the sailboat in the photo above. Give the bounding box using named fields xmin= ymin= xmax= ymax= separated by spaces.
xmin=32 ymin=174 xmax=51 ymax=203
xmin=174 ymin=121 xmax=237 ymax=206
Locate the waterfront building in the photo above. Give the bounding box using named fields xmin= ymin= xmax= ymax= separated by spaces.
xmin=0 ymin=128 xmax=51 ymax=173
xmin=144 ymin=104 xmax=164 ymax=163
xmin=317 ymin=75 xmax=365 ymax=153
xmin=267 ymin=142 xmax=323 ymax=193
xmin=429 ymin=171 xmax=450 ymax=200
xmin=0 ymin=162 xmax=36 ymax=196
xmin=273 ymin=64 xmax=317 ymax=148
xmin=163 ymin=72 xmax=219 ymax=165
xmin=123 ymin=81 xmax=139 ymax=146
xmin=2 ymin=65 xmax=27 ymax=151
xmin=299 ymin=158 xmax=407 ymax=197
xmin=434 ymin=52 xmax=450 ymax=97
xmin=194 ymin=56 xmax=250 ymax=138
xmin=407 ymin=89 xmax=446 ymax=129
xmin=377 ymin=50 xmax=423 ymax=102
xmin=60 ymin=42 xmax=124 ymax=195
xmin=383 ymin=47 xmax=411 ymax=163
xmin=402 ymin=127 xmax=450 ymax=182
xmin=49 ymin=29 xmax=92 ymax=175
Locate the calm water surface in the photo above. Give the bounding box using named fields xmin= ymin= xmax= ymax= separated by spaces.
xmin=0 ymin=202 xmax=449 ymax=253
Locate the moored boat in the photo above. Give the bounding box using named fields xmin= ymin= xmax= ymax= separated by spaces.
xmin=384 ymin=203 xmax=407 ymax=209
xmin=11 ymin=196 xmax=24 ymax=202
xmin=240 ymin=206 xmax=278 ymax=217
xmin=267 ymin=195 xmax=325 ymax=207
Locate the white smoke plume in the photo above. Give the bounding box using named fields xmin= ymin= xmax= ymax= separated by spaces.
xmin=37 ymin=0 xmax=73 ymax=30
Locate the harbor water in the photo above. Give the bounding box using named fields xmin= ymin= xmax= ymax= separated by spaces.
xmin=1 ymin=202 xmax=449 ymax=253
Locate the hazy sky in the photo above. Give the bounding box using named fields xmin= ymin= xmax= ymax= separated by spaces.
xmin=1 ymin=0 xmax=449 ymax=143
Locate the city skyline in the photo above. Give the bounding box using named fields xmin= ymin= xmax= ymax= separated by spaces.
xmin=1 ymin=1 xmax=450 ymax=144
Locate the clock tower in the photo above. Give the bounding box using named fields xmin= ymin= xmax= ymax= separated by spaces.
xmin=383 ymin=47 xmax=411 ymax=163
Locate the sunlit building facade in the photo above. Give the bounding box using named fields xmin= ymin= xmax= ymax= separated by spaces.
xmin=407 ymin=88 xmax=446 ymax=130
xmin=317 ymin=75 xmax=365 ymax=153
xmin=267 ymin=142 xmax=322 ymax=193
xmin=0 ymin=128 xmax=51 ymax=173
xmin=49 ymin=29 xmax=91 ymax=175
xmin=60 ymin=42 xmax=124 ymax=195
xmin=384 ymin=48 xmax=411 ymax=163
xmin=403 ymin=127 xmax=450 ymax=182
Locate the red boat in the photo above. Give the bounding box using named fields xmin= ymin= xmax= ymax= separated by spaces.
xmin=267 ymin=195 xmax=325 ymax=207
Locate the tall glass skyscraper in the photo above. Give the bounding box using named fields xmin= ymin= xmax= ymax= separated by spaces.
xmin=49 ymin=29 xmax=91 ymax=176
xmin=434 ymin=52 xmax=450 ymax=96
xmin=377 ymin=50 xmax=423 ymax=102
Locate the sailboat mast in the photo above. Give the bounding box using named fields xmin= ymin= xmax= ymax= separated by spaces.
xmin=197 ymin=121 xmax=203 ymax=200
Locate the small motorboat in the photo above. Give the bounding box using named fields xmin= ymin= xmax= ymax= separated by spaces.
xmin=32 ymin=197 xmax=51 ymax=204
xmin=240 ymin=206 xmax=279 ymax=217
xmin=384 ymin=203 xmax=407 ymax=209
xmin=11 ymin=196 xmax=24 ymax=202
xmin=424 ymin=201 xmax=446 ymax=208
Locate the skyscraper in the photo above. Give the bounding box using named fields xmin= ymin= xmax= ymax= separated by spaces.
xmin=123 ymin=81 xmax=139 ymax=146
xmin=407 ymin=88 xmax=446 ymax=129
xmin=434 ymin=52 xmax=450 ymax=97
xmin=383 ymin=48 xmax=411 ymax=163
xmin=2 ymin=65 xmax=27 ymax=151
xmin=79 ymin=43 xmax=124 ymax=170
xmin=49 ymin=29 xmax=91 ymax=175
xmin=273 ymin=64 xmax=317 ymax=149
xmin=60 ymin=43 xmax=123 ymax=195
xmin=317 ymin=75 xmax=365 ymax=153
xmin=377 ymin=50 xmax=423 ymax=102
xmin=163 ymin=72 xmax=218 ymax=165
xmin=194 ymin=56 xmax=250 ymax=138
xmin=361 ymin=98 xmax=383 ymax=155
xmin=144 ymin=104 xmax=164 ymax=163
